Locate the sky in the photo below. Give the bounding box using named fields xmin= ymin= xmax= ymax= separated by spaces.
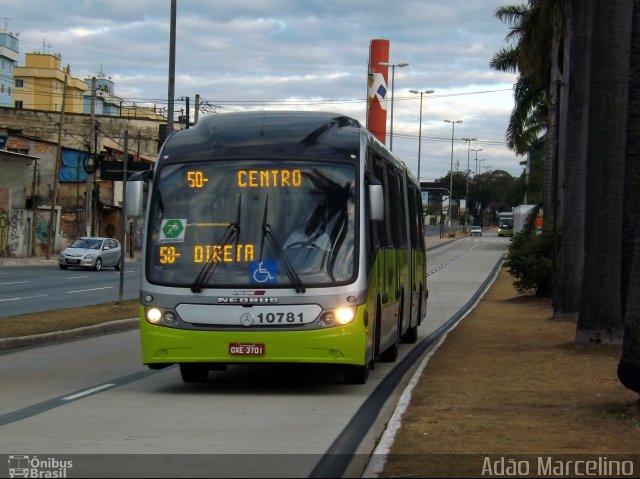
xmin=2 ymin=0 xmax=522 ymax=182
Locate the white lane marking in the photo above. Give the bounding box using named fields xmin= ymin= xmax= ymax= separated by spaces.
xmin=0 ymin=281 xmax=29 ymax=285
xmin=68 ymin=275 xmax=90 ymax=280
xmin=0 ymin=294 xmax=48 ymax=302
xmin=62 ymin=384 xmax=116 ymax=401
xmin=65 ymin=286 xmax=114 ymax=294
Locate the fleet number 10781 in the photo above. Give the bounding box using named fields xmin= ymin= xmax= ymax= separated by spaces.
xmin=257 ymin=312 xmax=304 ymax=324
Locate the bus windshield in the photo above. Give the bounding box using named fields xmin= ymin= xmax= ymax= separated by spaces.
xmin=147 ymin=160 xmax=357 ymax=288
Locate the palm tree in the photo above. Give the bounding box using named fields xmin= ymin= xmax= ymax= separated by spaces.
xmin=490 ymin=2 xmax=552 ymax=155
xmin=618 ymin=236 xmax=640 ymax=393
xmin=575 ymin=0 xmax=632 ymax=344
xmin=618 ymin=0 xmax=640 ymax=392
xmin=554 ymin=0 xmax=587 ymax=320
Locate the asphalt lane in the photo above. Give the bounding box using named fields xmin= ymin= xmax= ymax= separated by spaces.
xmin=0 ymin=230 xmax=511 ymax=478
xmin=0 ymin=263 xmax=142 ymax=318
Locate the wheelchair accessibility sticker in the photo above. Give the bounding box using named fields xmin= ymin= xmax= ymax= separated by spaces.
xmin=251 ymin=260 xmax=278 ymax=284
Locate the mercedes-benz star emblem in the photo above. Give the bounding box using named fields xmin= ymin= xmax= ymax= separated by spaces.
xmin=240 ymin=312 xmax=254 ymax=327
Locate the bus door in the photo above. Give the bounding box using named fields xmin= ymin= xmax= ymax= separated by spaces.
xmin=369 ymin=154 xmax=394 ymax=355
xmin=382 ymin=163 xmax=405 ymax=337
xmin=387 ymin=165 xmax=407 ymax=304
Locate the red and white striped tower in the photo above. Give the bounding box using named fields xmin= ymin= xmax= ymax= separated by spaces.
xmin=366 ymin=39 xmax=389 ymax=144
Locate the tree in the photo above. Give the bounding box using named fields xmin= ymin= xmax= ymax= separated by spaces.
xmin=618 ymin=230 xmax=640 ymax=393
xmin=618 ymin=0 xmax=640 ymax=393
xmin=576 ymin=1 xmax=632 ymax=344
xmin=554 ymin=0 xmax=588 ymax=320
xmin=490 ymin=2 xmax=553 ymax=155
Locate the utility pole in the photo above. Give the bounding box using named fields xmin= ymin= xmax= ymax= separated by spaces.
xmin=166 ymin=0 xmax=177 ymax=134
xmin=85 ymin=76 xmax=96 ymax=236
xmin=118 ymin=130 xmax=129 ymax=304
xmin=462 ymin=138 xmax=477 ymax=230
xmin=46 ymin=65 xmax=69 ymax=259
xmin=194 ymin=93 xmax=200 ymax=124
xmin=185 ymin=96 xmax=190 ymax=129
xmin=30 ymin=159 xmax=38 ymax=256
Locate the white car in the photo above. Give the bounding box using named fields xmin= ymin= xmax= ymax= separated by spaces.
xmin=470 ymin=226 xmax=483 ymax=236
xmin=58 ymin=237 xmax=122 ymax=271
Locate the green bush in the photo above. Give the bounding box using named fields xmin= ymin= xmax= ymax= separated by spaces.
xmin=504 ymin=229 xmax=554 ymax=296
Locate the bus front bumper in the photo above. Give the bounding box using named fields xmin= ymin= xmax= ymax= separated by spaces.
xmin=140 ymin=316 xmax=368 ymax=367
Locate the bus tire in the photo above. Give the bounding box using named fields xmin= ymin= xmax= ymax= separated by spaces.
xmin=402 ymin=290 xmax=420 ymax=344
xmin=402 ymin=324 xmax=418 ymax=344
xmin=343 ymin=364 xmax=369 ymax=385
xmin=179 ymin=363 xmax=209 ymax=383
xmin=380 ymin=316 xmax=400 ymax=362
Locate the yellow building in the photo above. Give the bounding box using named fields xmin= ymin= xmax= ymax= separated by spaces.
xmin=14 ymin=52 xmax=87 ymax=113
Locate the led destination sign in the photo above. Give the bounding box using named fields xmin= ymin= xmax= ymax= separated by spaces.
xmin=237 ymin=169 xmax=301 ymax=188
xmin=158 ymin=245 xmax=255 ymax=264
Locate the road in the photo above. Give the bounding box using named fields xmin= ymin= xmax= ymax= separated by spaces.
xmin=0 ymin=232 xmax=510 ymax=478
xmin=0 ymin=264 xmax=142 ymax=318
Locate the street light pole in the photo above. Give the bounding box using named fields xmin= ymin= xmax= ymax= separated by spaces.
xmin=409 ymin=89 xmax=435 ymax=184
xmin=471 ymin=148 xmax=484 ymax=175
xmin=379 ymin=61 xmax=409 ymax=151
xmin=477 ymin=158 xmax=486 ymax=176
xmin=444 ymin=119 xmax=462 ymax=237
xmin=462 ymin=137 xmax=477 ymax=231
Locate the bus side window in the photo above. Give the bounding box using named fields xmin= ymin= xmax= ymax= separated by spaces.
xmin=368 ymin=153 xmax=388 ymax=250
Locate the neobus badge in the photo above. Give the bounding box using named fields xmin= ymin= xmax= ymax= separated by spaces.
xmin=217 ymin=297 xmax=279 ymax=304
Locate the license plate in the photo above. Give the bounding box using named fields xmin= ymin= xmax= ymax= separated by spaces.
xmin=68 ymin=259 xmax=80 ymax=264
xmin=229 ymin=343 xmax=265 ymax=356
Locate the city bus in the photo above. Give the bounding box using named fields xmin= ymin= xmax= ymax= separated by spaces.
xmin=497 ymin=211 xmax=514 ymax=237
xmin=127 ymin=111 xmax=427 ymax=384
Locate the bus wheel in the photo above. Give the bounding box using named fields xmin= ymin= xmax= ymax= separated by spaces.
xmin=380 ymin=321 xmax=400 ymax=362
xmin=343 ymin=364 xmax=369 ymax=385
xmin=179 ymin=364 xmax=209 ymax=383
xmin=402 ymin=324 xmax=418 ymax=344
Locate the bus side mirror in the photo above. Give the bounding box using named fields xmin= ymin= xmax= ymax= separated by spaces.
xmin=368 ymin=184 xmax=384 ymax=222
xmin=126 ymin=181 xmax=144 ymax=218
xmin=126 ymin=170 xmax=152 ymax=218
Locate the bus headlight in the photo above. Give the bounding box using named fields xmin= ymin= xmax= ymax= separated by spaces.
xmin=145 ymin=307 xmax=182 ymax=327
xmin=335 ymin=307 xmax=356 ymax=324
xmin=147 ymin=308 xmax=162 ymax=324
xmin=316 ymin=307 xmax=357 ymax=328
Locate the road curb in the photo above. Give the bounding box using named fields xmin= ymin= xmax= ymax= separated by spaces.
xmin=0 ymin=318 xmax=139 ymax=351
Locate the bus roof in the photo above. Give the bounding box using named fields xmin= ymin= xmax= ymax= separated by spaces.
xmin=160 ymin=111 xmax=366 ymax=164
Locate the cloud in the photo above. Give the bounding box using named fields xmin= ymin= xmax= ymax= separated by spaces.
xmin=4 ymin=0 xmax=523 ymax=179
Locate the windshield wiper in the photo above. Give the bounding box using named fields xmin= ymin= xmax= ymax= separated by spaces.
xmin=261 ymin=196 xmax=306 ymax=293
xmin=190 ymin=196 xmax=242 ymax=293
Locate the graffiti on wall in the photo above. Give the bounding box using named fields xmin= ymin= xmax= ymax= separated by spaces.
xmin=8 ymin=210 xmax=24 ymax=256
xmin=0 ymin=208 xmax=8 ymax=256
xmin=0 ymin=208 xmax=25 ymax=257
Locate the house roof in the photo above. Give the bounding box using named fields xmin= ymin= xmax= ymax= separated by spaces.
xmin=0 ymin=149 xmax=39 ymax=162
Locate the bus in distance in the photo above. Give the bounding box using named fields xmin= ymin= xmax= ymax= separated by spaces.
xmin=497 ymin=211 xmax=514 ymax=237
xmin=127 ymin=111 xmax=428 ymax=384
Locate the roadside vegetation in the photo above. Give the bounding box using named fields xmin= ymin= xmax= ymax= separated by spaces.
xmin=486 ymin=1 xmax=640 ymax=395
xmin=0 ymin=300 xmax=139 ymax=338
xmin=380 ymin=269 xmax=640 ymax=478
